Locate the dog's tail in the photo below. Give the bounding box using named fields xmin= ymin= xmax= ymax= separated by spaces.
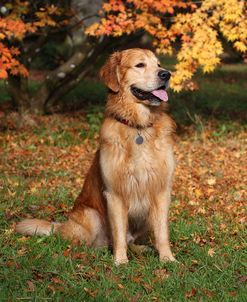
xmin=15 ymin=219 xmax=62 ymax=236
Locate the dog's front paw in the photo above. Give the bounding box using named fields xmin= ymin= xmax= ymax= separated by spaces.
xmin=160 ymin=253 xmax=177 ymax=262
xmin=114 ymin=257 xmax=129 ymax=265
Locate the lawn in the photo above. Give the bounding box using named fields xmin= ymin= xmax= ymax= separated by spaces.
xmin=0 ymin=64 xmax=246 ymax=301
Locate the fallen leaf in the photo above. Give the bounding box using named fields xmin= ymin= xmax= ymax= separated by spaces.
xmin=204 ymin=289 xmax=214 ymax=297
xmin=84 ymin=287 xmax=98 ymax=297
xmin=207 ymin=177 xmax=216 ymax=185
xmin=208 ymin=248 xmax=215 ymax=257
xmin=195 ymin=188 xmax=202 ymax=198
xmin=18 ymin=236 xmax=28 ymax=242
xmin=117 ymin=283 xmax=124 ymax=289
xmin=142 ymin=282 xmax=153 ymax=293
xmin=185 ymin=288 xmax=196 ymax=298
xmin=152 ymin=268 xmax=170 ymax=281
xmin=27 ymin=280 xmax=35 ymax=292
xmin=239 ymin=275 xmax=247 ymax=283
xmin=71 ymin=252 xmax=87 ymax=260
xmin=51 ymin=277 xmax=63 ymax=284
xmin=48 ymin=284 xmax=56 ymax=292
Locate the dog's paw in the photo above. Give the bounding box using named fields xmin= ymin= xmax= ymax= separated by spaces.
xmin=160 ymin=254 xmax=178 ymax=262
xmin=129 ymin=243 xmax=152 ymax=255
xmin=114 ymin=257 xmax=129 ymax=265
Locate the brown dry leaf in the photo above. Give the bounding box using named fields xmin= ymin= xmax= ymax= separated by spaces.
xmin=204 ymin=289 xmax=214 ymax=297
xmin=131 ymin=276 xmax=142 ymax=283
xmin=207 ymin=177 xmax=216 ymax=185
xmin=63 ymin=250 xmax=70 ymax=257
xmin=59 ymin=202 xmax=69 ymax=211
xmin=117 ymin=283 xmax=124 ymax=289
xmin=17 ymin=236 xmax=28 ymax=242
xmin=84 ymin=287 xmax=98 ymax=297
xmin=48 ymin=284 xmax=56 ymax=293
xmin=71 ymin=252 xmax=87 ymax=260
xmin=195 ymin=188 xmax=202 ymax=198
xmin=51 ymin=277 xmax=63 ymax=285
xmin=63 ymin=246 xmax=71 ymax=257
xmin=32 ymin=271 xmax=44 ymax=281
xmin=30 ymin=187 xmax=37 ymax=193
xmin=239 ymin=275 xmax=247 ymax=283
xmin=220 ymin=223 xmax=227 ymax=230
xmin=208 ymin=248 xmax=215 ymax=257
xmin=131 ymin=293 xmax=142 ymax=302
xmin=152 ymin=268 xmax=170 ymax=281
xmin=5 ymin=261 xmax=21 ymax=269
xmin=40 ymin=204 xmax=56 ymax=214
xmin=5 ymin=210 xmax=20 ymax=220
xmin=17 ymin=247 xmax=28 ymax=256
xmin=142 ymin=282 xmax=153 ymax=293
xmin=27 ymin=280 xmax=35 ymax=292
xmin=185 ymin=288 xmax=196 ymax=298
xmin=7 ymin=188 xmax=16 ymax=197
xmin=192 ymin=234 xmax=207 ymax=246
xmin=191 ymin=260 xmax=199 ymax=265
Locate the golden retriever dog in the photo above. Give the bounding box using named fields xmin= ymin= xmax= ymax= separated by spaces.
xmin=16 ymin=48 xmax=176 ymax=264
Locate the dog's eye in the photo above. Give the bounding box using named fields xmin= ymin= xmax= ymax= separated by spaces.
xmin=135 ymin=63 xmax=145 ymax=68
xmin=158 ymin=63 xmax=161 ymax=67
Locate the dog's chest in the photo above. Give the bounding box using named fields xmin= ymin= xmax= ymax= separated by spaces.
xmin=100 ymin=128 xmax=174 ymax=196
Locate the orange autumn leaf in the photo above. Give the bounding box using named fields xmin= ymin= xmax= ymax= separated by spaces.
xmin=0 ymin=69 xmax=8 ymax=79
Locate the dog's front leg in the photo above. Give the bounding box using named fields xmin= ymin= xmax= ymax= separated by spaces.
xmin=150 ymin=190 xmax=176 ymax=262
xmin=105 ymin=192 xmax=128 ymax=265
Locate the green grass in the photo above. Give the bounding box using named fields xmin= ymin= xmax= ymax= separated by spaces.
xmin=0 ymin=183 xmax=246 ymax=301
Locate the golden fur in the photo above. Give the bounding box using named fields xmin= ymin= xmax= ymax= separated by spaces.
xmin=16 ymin=48 xmax=176 ymax=264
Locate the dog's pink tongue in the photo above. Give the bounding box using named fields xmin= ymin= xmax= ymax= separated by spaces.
xmin=151 ymin=89 xmax=168 ymax=101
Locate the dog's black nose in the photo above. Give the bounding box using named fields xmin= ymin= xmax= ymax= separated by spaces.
xmin=158 ymin=70 xmax=171 ymax=81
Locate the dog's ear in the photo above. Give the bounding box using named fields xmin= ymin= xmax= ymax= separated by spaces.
xmin=100 ymin=52 xmax=121 ymax=92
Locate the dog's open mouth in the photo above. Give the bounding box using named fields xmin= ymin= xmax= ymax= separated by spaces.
xmin=131 ymin=86 xmax=168 ymax=105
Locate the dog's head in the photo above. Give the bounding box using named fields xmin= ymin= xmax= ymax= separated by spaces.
xmin=100 ymin=48 xmax=171 ymax=106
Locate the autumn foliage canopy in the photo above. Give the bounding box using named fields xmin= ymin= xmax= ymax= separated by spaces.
xmin=0 ymin=1 xmax=64 ymax=79
xmin=86 ymin=0 xmax=247 ymax=91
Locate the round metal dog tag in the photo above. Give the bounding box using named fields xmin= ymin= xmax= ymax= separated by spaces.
xmin=135 ymin=135 xmax=144 ymax=145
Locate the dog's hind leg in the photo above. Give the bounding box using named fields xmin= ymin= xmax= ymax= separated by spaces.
xmin=58 ymin=207 xmax=108 ymax=246
xmin=16 ymin=207 xmax=107 ymax=247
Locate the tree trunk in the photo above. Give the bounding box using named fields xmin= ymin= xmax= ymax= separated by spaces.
xmin=7 ymin=76 xmax=30 ymax=115
xmin=6 ymin=76 xmax=39 ymax=128
xmin=28 ymin=0 xmax=103 ymax=115
xmin=40 ymin=38 xmax=114 ymax=113
xmin=6 ymin=38 xmax=106 ymax=116
xmin=30 ymin=40 xmax=95 ymax=114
